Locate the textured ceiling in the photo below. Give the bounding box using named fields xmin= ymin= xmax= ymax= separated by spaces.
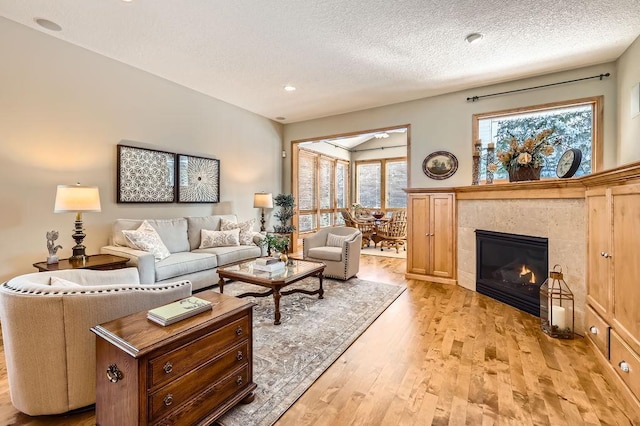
xmin=1 ymin=0 xmax=639 ymax=123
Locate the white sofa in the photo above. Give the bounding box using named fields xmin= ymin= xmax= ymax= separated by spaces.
xmin=100 ymin=215 xmax=267 ymax=290
xmin=0 ymin=268 xmax=191 ymax=415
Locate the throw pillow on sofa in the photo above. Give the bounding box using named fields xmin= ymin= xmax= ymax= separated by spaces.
xmin=220 ymin=218 xmax=256 ymax=245
xmin=199 ymin=228 xmax=241 ymax=248
xmin=122 ymin=220 xmax=171 ymax=261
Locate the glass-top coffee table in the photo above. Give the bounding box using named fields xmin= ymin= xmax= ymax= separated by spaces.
xmin=217 ymin=258 xmax=326 ymax=325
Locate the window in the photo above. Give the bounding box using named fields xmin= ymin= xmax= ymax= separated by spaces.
xmin=473 ymin=97 xmax=603 ymax=180
xmin=296 ymin=148 xmax=349 ymax=233
xmin=356 ymin=158 xmax=407 ymax=211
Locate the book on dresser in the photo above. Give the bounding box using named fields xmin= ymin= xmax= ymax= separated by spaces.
xmin=147 ymin=296 xmax=213 ymax=326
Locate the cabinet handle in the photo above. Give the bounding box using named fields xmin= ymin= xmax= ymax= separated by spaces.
xmin=589 ymin=326 xmax=598 ymax=335
xmin=163 ymin=394 xmax=173 ymax=406
xmin=236 ymin=326 xmax=243 ymax=336
xmin=236 ymin=351 xmax=244 ymax=361
xmin=106 ymin=364 xmax=123 ymax=383
xmin=163 ymin=362 xmax=173 ymax=374
xmin=601 ymin=252 xmax=612 ymax=258
xmin=619 ymin=361 xmax=630 ymax=373
xmin=236 ymin=376 xmax=243 ymax=386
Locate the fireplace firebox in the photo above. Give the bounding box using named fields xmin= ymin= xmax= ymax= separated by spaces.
xmin=475 ymin=230 xmax=548 ymax=316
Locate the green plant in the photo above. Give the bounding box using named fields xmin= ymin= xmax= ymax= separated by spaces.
xmin=273 ymin=193 xmax=296 ymax=233
xmin=259 ymin=233 xmax=290 ymax=254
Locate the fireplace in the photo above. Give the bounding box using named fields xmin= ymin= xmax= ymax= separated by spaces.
xmin=475 ymin=230 xmax=548 ymax=316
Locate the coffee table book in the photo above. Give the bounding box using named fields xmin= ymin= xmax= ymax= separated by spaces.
xmin=147 ymin=296 xmax=213 ymax=326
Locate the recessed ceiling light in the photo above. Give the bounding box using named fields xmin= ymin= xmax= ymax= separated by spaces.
xmin=34 ymin=18 xmax=62 ymax=32
xmin=465 ymin=32 xmax=484 ymax=44
xmin=275 ymin=117 xmax=286 ymax=121
xmin=283 ymin=85 xmax=297 ymax=92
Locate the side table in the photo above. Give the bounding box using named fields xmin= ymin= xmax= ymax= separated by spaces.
xmin=33 ymin=254 xmax=129 ymax=272
xmin=91 ymin=291 xmax=256 ymax=425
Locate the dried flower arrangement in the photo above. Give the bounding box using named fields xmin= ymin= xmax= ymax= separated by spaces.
xmin=496 ymin=128 xmax=559 ymax=172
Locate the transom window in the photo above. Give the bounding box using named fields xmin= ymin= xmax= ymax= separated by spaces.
xmin=472 ymin=96 xmax=603 ymax=181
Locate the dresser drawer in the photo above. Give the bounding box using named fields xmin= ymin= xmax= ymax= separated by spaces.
xmin=610 ymin=330 xmax=640 ymax=401
xmin=586 ymin=305 xmax=610 ymax=358
xmin=150 ymin=363 xmax=250 ymax=425
xmin=149 ymin=315 xmax=250 ymax=388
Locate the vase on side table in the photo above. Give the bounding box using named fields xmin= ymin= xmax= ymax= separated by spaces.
xmin=508 ymin=166 xmax=542 ymax=182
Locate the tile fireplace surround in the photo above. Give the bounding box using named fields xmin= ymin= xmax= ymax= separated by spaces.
xmin=455 ymin=184 xmax=586 ymax=335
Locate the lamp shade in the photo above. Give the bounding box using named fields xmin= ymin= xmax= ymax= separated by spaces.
xmin=54 ymin=185 xmax=101 ymax=213
xmin=253 ymin=192 xmax=273 ymax=209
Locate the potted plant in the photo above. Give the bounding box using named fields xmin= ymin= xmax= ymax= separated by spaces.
xmin=273 ymin=194 xmax=296 ymax=233
xmin=259 ymin=233 xmax=290 ymax=262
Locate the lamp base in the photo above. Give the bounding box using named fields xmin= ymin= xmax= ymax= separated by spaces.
xmin=260 ymin=210 xmax=266 ymax=232
xmin=70 ymin=245 xmax=86 ymax=261
xmin=70 ymin=214 xmax=87 ymax=261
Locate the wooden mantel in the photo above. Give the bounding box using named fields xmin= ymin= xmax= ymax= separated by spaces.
xmin=406 ymin=160 xmax=640 ymax=200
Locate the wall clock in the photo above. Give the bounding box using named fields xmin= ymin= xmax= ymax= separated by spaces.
xmin=556 ymin=148 xmax=582 ymax=178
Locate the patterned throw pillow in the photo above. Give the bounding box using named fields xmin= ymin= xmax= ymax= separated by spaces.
xmin=326 ymin=233 xmax=349 ymax=247
xmin=220 ymin=218 xmax=256 ymax=245
xmin=122 ymin=220 xmax=171 ymax=261
xmin=199 ymin=228 xmax=241 ymax=248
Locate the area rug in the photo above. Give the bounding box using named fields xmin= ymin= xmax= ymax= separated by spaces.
xmin=360 ymin=245 xmax=406 ymax=259
xmin=215 ymin=277 xmax=405 ymax=426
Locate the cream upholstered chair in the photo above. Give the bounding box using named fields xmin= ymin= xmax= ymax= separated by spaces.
xmin=302 ymin=227 xmax=362 ymax=280
xmin=0 ymin=268 xmax=191 ymax=416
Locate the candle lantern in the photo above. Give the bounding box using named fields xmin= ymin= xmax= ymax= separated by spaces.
xmin=540 ymin=264 xmax=574 ymax=339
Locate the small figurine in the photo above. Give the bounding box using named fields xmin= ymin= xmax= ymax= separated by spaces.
xmin=46 ymin=230 xmax=63 ymax=264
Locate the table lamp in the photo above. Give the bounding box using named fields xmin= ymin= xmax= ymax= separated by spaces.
xmin=54 ymin=183 xmax=101 ymax=261
xmin=253 ymin=192 xmax=273 ymax=232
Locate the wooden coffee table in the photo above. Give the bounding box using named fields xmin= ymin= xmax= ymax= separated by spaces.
xmin=217 ymin=258 xmax=325 ymax=325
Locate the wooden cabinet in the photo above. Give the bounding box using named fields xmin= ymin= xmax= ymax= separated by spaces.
xmin=92 ymin=292 xmax=256 ymax=426
xmin=406 ymin=192 xmax=456 ymax=284
xmin=585 ymin=175 xmax=640 ymax=416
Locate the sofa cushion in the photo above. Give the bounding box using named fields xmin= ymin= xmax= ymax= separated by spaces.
xmin=220 ymin=218 xmax=256 ymax=246
xmin=49 ymin=276 xmax=82 ymax=287
xmin=186 ymin=215 xmax=238 ymax=251
xmin=113 ymin=218 xmax=190 ymax=254
xmin=193 ymin=245 xmax=261 ymax=266
xmin=199 ymin=229 xmax=240 ymax=248
xmin=154 ymin=252 xmax=218 ymax=282
xmin=122 ymin=221 xmax=171 ymax=261
xmin=308 ymin=246 xmax=343 ymax=262
xmin=326 ymin=233 xmax=349 ymax=247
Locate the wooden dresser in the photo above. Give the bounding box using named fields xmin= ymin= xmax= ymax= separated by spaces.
xmin=91 ymin=291 xmax=256 ymax=425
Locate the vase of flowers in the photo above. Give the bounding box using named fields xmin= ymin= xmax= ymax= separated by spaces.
xmin=496 ymin=128 xmax=559 ymax=182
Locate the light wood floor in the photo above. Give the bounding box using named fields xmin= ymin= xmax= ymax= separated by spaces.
xmin=0 ymin=256 xmax=638 ymax=425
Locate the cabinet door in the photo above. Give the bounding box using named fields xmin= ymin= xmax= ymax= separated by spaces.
xmin=611 ymin=184 xmax=640 ymax=349
xmin=586 ymin=188 xmax=611 ymax=317
xmin=408 ymin=195 xmax=429 ymax=275
xmin=430 ymin=194 xmax=455 ymax=278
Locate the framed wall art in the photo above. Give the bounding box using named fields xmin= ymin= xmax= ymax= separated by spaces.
xmin=177 ymin=154 xmax=220 ymax=203
xmin=422 ymin=151 xmax=458 ymax=180
xmin=117 ymin=145 xmax=176 ymax=203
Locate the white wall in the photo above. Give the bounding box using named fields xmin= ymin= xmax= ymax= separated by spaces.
xmin=284 ymin=63 xmax=618 ymax=192
xmin=617 ymin=35 xmax=640 ymax=163
xmin=0 ymin=18 xmax=283 ymax=282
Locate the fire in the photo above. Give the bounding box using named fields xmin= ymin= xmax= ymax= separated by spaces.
xmin=519 ymin=265 xmax=536 ymax=283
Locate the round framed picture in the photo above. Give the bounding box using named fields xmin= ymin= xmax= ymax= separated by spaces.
xmin=422 ymin=151 xmax=458 ymax=180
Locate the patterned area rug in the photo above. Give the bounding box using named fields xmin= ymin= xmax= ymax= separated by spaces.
xmin=215 ymin=277 xmax=405 ymax=426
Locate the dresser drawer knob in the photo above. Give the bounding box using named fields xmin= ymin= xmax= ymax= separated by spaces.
xmin=236 ymin=376 xmax=243 ymax=386
xmin=589 ymin=326 xmax=598 ymax=335
xmin=619 ymin=361 xmax=630 ymax=373
xmin=163 ymin=394 xmax=174 ymax=406
xmin=163 ymin=362 xmax=173 ymax=374
xmin=106 ymin=364 xmax=123 ymax=383
xmin=236 ymin=326 xmax=243 ymax=336
xmin=236 ymin=351 xmax=244 ymax=361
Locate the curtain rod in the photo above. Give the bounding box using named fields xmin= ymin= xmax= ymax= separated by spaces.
xmin=351 ymin=144 xmax=407 ymax=153
xmin=466 ymin=73 xmax=611 ymax=102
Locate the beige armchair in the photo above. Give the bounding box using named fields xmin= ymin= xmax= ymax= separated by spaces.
xmin=0 ymin=268 xmax=191 ymax=416
xmin=302 ymin=227 xmax=362 ymax=280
